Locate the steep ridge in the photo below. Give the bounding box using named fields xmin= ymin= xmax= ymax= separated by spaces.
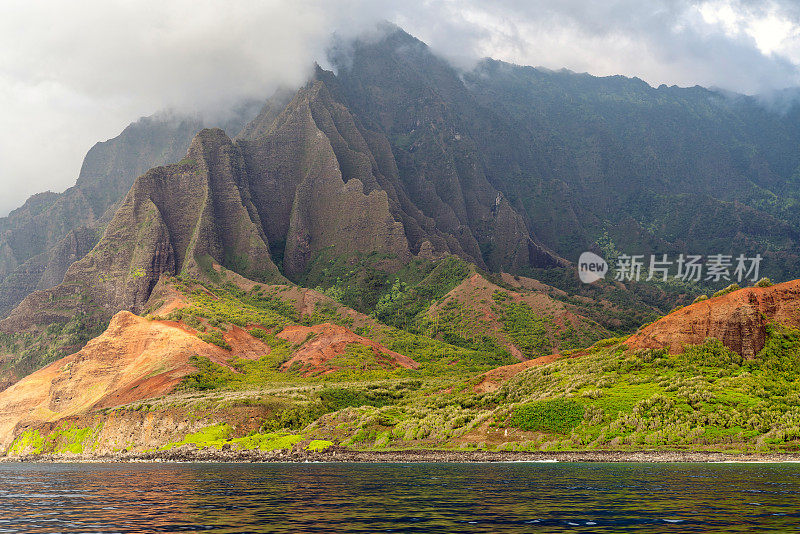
xmin=627 ymin=280 xmax=800 ymax=357
xmin=325 ymin=26 xmax=800 ymax=280
xmin=0 ymin=107 xmax=261 ymax=319
xmin=1 ymin=128 xmax=283 ymax=336
xmin=236 ymin=69 xmax=563 ymax=276
xmin=326 ymin=32 xmax=564 ymax=272
xmin=241 ymin=80 xmax=412 ymax=277
xmin=0 ymin=117 xmax=202 ymax=303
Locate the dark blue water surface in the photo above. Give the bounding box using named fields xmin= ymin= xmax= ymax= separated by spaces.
xmin=0 ymin=462 xmax=798 ymax=532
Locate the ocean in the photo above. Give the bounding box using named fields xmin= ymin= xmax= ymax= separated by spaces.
xmin=0 ymin=461 xmax=798 ymax=532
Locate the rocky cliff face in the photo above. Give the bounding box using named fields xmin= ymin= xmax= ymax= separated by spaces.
xmin=323 ymin=32 xmax=566 ymax=272
xmin=241 ymin=81 xmax=413 ymax=277
xmin=2 ymin=129 xmax=283 ymax=332
xmin=0 ymin=108 xmax=261 ymax=319
xmin=627 ymin=280 xmax=800 ymax=358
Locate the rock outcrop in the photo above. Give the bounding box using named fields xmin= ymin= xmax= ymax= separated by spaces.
xmin=627 ymin=280 xmax=800 ymax=358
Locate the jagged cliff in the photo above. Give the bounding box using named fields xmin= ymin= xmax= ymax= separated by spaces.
xmin=0 ymin=108 xmax=261 ymax=318
xmin=2 ymin=129 xmax=284 ymax=335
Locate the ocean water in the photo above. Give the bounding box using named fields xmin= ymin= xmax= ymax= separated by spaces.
xmin=0 ymin=462 xmax=798 ymax=532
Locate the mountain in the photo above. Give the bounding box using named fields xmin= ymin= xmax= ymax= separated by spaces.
xmin=5 ymin=25 xmax=800 ymax=326
xmin=0 ymin=105 xmax=261 ymax=318
xmin=4 ymin=24 xmax=799 ymax=381
xmin=319 ymin=26 xmax=800 ymax=280
xmin=4 ymin=25 xmax=800 ymax=457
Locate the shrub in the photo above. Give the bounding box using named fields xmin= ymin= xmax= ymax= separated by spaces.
xmin=692 ymin=294 xmax=708 ymax=304
xmin=755 ymin=278 xmax=774 ymax=288
xmin=510 ymin=399 xmax=585 ymax=434
xmin=180 ymin=355 xmax=235 ymax=390
xmin=260 ymin=405 xmax=325 ymax=432
xmin=713 ymin=284 xmax=740 ymax=298
xmin=198 ymin=330 xmax=231 ymax=350
xmin=318 ymin=387 xmax=400 ymax=411
xmin=307 ymin=440 xmax=334 ymax=452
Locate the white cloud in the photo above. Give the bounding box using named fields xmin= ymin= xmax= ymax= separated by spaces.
xmin=2 ymin=0 xmax=800 ymax=216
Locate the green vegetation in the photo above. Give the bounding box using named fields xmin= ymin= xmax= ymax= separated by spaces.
xmin=5 ymin=255 xmax=799 ymax=458
xmin=496 ymin=299 xmax=553 ymax=357
xmin=307 ymin=439 xmax=334 ymax=452
xmin=510 ymin=399 xmax=585 ymax=433
xmin=319 ymin=382 xmax=420 ymax=411
xmin=166 ymin=278 xmax=296 ymax=332
xmin=713 ymin=283 xmax=741 ymax=298
xmin=162 ymin=424 xmax=305 ymax=451
xmin=162 ymin=423 xmax=232 ymax=450
xmin=198 ymin=331 xmax=231 ymax=350
xmin=7 ymin=424 xmax=100 ymax=455
xmin=522 ymin=267 xmax=669 ymax=334
xmin=170 ymin=271 xmax=519 ymax=393
xmin=239 ymin=326 xmax=800 ymax=454
xmin=481 ymin=328 xmax=800 ymax=451
xmin=302 ymin=253 xmax=471 ymax=331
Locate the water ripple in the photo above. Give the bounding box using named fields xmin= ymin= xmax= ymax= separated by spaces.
xmin=0 ymin=462 xmax=798 ymax=532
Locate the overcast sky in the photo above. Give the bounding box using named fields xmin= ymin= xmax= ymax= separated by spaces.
xmin=2 ymin=0 xmax=800 ymax=216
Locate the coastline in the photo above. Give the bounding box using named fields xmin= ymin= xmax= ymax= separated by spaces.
xmin=4 ymin=447 xmax=800 ymax=464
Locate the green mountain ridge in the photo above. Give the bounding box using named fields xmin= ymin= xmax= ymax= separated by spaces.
xmin=2 ymin=25 xmax=800 ymax=457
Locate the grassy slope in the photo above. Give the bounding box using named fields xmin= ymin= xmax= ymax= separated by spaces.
xmin=140 ymin=321 xmax=800 ymax=455
xmin=28 ymin=324 xmax=798 ymax=456
xmin=7 ymin=257 xmax=800 ymax=456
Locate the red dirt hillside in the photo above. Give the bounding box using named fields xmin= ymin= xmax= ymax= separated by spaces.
xmin=0 ymin=310 xmax=273 ymax=449
xmin=627 ymin=279 xmax=800 ymax=358
xmin=277 ymin=323 xmax=419 ymax=376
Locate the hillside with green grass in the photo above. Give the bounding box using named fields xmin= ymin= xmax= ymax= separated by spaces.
xmin=5 ymin=270 xmax=800 ymax=458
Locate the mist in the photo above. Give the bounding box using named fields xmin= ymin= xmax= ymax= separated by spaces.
xmin=3 ymin=0 xmax=800 ymax=216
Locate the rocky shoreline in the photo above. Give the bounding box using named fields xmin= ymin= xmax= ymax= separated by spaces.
xmin=4 ymin=447 xmax=800 ymax=463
